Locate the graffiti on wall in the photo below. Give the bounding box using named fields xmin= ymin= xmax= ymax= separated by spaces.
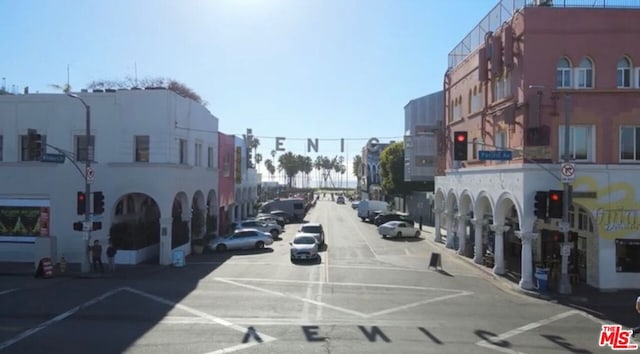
xmin=573 ymin=176 xmax=640 ymax=240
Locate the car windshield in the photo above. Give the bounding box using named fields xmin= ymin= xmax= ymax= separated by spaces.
xmin=294 ymin=236 xmax=317 ymax=245
xmin=301 ymin=225 xmax=322 ymax=233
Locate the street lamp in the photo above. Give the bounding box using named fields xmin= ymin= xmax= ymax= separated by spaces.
xmin=67 ymin=93 xmax=92 ymax=273
xmin=528 ymin=85 xmax=572 ymax=295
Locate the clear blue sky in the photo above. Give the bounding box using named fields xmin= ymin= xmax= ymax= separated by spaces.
xmin=1 ymin=0 xmax=497 ymax=177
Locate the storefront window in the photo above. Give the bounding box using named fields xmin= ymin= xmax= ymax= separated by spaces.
xmin=616 ymin=239 xmax=640 ymax=273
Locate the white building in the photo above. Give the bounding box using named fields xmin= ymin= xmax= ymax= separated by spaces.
xmin=0 ymin=88 xmax=220 ymax=266
xmin=234 ymin=135 xmax=259 ymax=220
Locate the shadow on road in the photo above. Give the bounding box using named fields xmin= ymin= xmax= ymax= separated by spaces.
xmin=383 ymin=236 xmax=425 ymax=243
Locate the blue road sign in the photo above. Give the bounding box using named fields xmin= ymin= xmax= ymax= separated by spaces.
xmin=478 ymin=150 xmax=513 ymax=161
xmin=41 ymin=153 xmax=65 ymax=163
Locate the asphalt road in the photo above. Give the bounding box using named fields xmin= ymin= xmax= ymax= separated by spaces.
xmin=0 ymin=199 xmax=628 ymax=354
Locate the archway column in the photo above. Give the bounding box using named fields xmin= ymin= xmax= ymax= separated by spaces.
xmin=434 ymin=208 xmax=444 ymax=243
xmin=445 ymin=212 xmax=456 ymax=249
xmin=516 ymin=231 xmax=538 ymax=290
xmin=159 ymin=217 xmax=173 ymax=266
xmin=457 ymin=215 xmax=468 ymax=256
xmin=472 ymin=218 xmax=486 ymax=264
xmin=491 ymin=224 xmax=510 ymax=275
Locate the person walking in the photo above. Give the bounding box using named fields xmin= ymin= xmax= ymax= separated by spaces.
xmin=90 ymin=240 xmax=104 ymax=273
xmin=106 ymin=242 xmax=117 ymax=272
xmin=632 ymin=296 xmax=640 ymax=336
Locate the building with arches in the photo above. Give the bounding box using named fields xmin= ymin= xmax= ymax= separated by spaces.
xmin=435 ymin=0 xmax=640 ymax=290
xmin=359 ymin=139 xmax=393 ymax=201
xmin=0 ymin=88 xmax=224 ymax=266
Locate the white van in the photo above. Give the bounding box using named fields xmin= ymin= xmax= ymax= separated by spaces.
xmin=357 ymin=200 xmax=389 ymax=222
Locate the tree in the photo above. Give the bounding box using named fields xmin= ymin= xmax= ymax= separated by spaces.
xmin=264 ymin=159 xmax=276 ymax=180
xmin=248 ymin=137 xmax=260 ymax=169
xmin=302 ymin=156 xmax=313 ymax=188
xmin=255 ymin=153 xmax=263 ymax=172
xmin=379 ymin=142 xmax=408 ymax=196
xmin=353 ymin=155 xmax=362 ymax=178
xmin=86 ymin=76 xmax=207 ymax=106
xmin=278 ymin=152 xmax=300 ymax=188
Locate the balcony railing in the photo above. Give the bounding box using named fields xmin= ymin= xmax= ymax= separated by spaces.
xmin=447 ymin=0 xmax=640 ymax=69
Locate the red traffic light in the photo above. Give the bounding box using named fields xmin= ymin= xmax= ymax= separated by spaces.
xmin=550 ymin=193 xmax=560 ymax=201
xmin=78 ymin=194 xmax=85 ymax=201
xmin=456 ymin=133 xmax=466 ymax=142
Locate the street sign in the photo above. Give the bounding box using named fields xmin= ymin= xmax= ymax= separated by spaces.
xmin=561 ymin=163 xmax=575 ymax=183
xmin=478 ymin=150 xmax=513 ymax=161
xmin=86 ymin=167 xmax=95 ymax=182
xmin=41 ymin=153 xmax=65 ymax=164
xmin=559 ymin=222 xmax=570 ymax=233
xmin=82 ymin=221 xmax=92 ymax=232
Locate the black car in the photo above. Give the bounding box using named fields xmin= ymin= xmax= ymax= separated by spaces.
xmin=374 ymin=212 xmax=415 ymax=226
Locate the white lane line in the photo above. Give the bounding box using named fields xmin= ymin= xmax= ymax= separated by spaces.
xmin=215 ymin=278 xmax=367 ymax=318
xmin=368 ymin=291 xmax=474 ymax=317
xmin=0 ymin=287 xmax=124 ymax=351
xmin=0 ymin=288 xmax=20 ymax=296
xmin=475 ymin=310 xmax=581 ymax=353
xmin=215 ymin=277 xmax=466 ymax=292
xmin=302 ymin=264 xmax=315 ymax=322
xmin=347 ymin=209 xmax=380 ymax=259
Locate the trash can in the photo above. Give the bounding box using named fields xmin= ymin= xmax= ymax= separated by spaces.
xmin=535 ymin=267 xmax=549 ymax=292
xmin=172 ymin=250 xmax=186 ymax=268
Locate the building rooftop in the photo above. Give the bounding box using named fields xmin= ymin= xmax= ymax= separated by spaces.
xmin=447 ymin=0 xmax=640 ymax=69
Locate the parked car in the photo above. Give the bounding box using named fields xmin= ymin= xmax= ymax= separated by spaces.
xmin=374 ymin=212 xmax=415 ymax=226
xmin=290 ymin=234 xmax=320 ymax=261
xmin=270 ymin=210 xmax=294 ymax=224
xmin=357 ymin=200 xmax=389 ymax=222
xmin=336 ymin=196 xmax=345 ymax=204
xmin=377 ymin=221 xmax=421 ymax=238
xmin=232 ymin=220 xmax=282 ymax=238
xmin=255 ymin=214 xmax=285 ymax=227
xmin=297 ymin=222 xmax=325 ymax=245
xmin=208 ymin=229 xmax=274 ymax=252
xmin=351 ymin=201 xmax=360 ymax=210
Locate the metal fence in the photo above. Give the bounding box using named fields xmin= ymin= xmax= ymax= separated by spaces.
xmin=447 ymin=0 xmax=640 ymax=69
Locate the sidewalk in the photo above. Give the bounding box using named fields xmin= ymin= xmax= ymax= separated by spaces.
xmin=417 ymin=224 xmax=638 ymax=317
xmin=1 ymin=261 xmax=164 ymax=279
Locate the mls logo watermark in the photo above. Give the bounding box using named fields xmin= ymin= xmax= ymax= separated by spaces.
xmin=599 ymin=325 xmax=638 ymax=350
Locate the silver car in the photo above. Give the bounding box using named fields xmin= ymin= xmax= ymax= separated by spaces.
xmin=298 ymin=223 xmax=325 ymax=245
xmin=232 ymin=220 xmax=282 ymax=238
xmin=208 ymin=229 xmax=274 ymax=252
xmin=290 ymin=234 xmax=320 ymax=261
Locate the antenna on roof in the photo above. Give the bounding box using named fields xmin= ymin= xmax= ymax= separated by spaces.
xmin=67 ymin=64 xmax=70 ymax=88
xmin=134 ymin=62 xmax=138 ymax=87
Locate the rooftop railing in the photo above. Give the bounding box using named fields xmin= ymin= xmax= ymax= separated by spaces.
xmin=447 ymin=0 xmax=640 ymax=69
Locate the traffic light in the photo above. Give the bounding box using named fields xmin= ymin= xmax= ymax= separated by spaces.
xmin=27 ymin=131 xmax=42 ymax=160
xmin=93 ymin=191 xmax=105 ymax=215
xmin=73 ymin=222 xmax=83 ymax=231
xmin=453 ymin=131 xmax=468 ymax=161
xmin=547 ymin=190 xmax=563 ymax=219
xmin=92 ymin=222 xmax=102 ymax=231
xmin=534 ymin=191 xmax=548 ymax=219
xmin=77 ymin=192 xmax=87 ymax=215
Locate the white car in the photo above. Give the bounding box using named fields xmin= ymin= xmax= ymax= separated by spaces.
xmin=297 ymin=223 xmax=325 ymax=245
xmin=377 ymin=221 xmax=421 ymax=238
xmin=232 ymin=220 xmax=282 ymax=238
xmin=290 ymin=234 xmax=320 ymax=261
xmin=208 ymin=229 xmax=274 ymax=252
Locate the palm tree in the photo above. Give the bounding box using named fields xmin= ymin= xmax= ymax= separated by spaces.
xmin=302 ymin=156 xmax=313 ymax=188
xmin=264 ymin=159 xmax=276 ymax=180
xmin=50 ymin=83 xmax=71 ymax=93
xmin=255 ymin=153 xmax=263 ymax=172
xmin=278 ymin=152 xmax=300 ymax=188
xmin=353 ymin=155 xmax=362 ymax=178
xmin=248 ymin=137 xmax=260 ymax=169
xmin=314 ymin=156 xmax=324 ymax=188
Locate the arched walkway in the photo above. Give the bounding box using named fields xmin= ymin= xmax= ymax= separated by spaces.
xmin=110 ymin=193 xmax=161 ymax=264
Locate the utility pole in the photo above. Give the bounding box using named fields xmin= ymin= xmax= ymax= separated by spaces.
xmin=558 ymin=94 xmax=572 ymax=295
xmin=68 ymin=94 xmax=92 ymax=273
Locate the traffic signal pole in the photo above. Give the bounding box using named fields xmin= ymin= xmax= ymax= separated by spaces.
xmin=558 ymin=94 xmax=572 ymax=295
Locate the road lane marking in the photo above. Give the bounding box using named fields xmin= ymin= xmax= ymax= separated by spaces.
xmin=0 ymin=287 xmax=123 ymax=351
xmin=302 ymin=263 xmax=316 ymax=322
xmin=215 ymin=278 xmax=368 ymax=318
xmin=0 ymin=288 xmax=20 ymax=296
xmin=368 ymin=291 xmax=474 ymax=317
xmin=215 ymin=277 xmax=467 ymax=292
xmin=346 ymin=209 xmax=380 ymax=259
xmin=475 ymin=310 xmax=581 ymax=353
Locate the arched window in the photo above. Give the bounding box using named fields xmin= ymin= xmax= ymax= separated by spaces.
xmin=556 ymin=57 xmax=572 ymax=88
xmin=576 ymin=57 xmax=594 ymax=88
xmin=617 ymin=57 xmax=632 ymax=88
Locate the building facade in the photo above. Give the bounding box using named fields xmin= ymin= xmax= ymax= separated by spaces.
xmin=435 ymin=1 xmax=640 ymax=290
xmin=0 ymin=88 xmax=220 ymax=266
xmin=217 ymin=133 xmax=236 ymax=235
xmin=404 ymin=91 xmax=442 ymax=182
xmin=359 ymin=139 xmax=392 ymax=201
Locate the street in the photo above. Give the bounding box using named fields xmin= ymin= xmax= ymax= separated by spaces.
xmin=0 ymin=199 xmax=622 ymax=354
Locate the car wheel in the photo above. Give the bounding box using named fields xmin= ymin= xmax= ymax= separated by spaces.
xmin=270 ymin=230 xmax=279 ymax=239
xmin=255 ymin=241 xmax=265 ymax=249
xmin=360 ymin=217 xmax=366 ymax=222
xmin=396 ymin=231 xmax=402 ymax=238
xmin=414 ymin=230 xmax=420 ymax=238
xmin=216 ymin=244 xmax=227 ymax=252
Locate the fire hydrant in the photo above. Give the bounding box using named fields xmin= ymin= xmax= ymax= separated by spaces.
xmin=59 ymin=256 xmax=67 ymax=273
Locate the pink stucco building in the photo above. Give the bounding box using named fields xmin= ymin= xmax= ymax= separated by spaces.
xmin=435 ymin=0 xmax=640 ymax=291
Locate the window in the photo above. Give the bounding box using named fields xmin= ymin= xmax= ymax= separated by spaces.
xmin=556 ymin=58 xmax=572 ymax=88
xmin=636 ymin=68 xmax=640 ymax=89
xmin=495 ymin=131 xmax=507 ymax=164
xmin=492 ymin=71 xmax=511 ymax=102
xmin=21 ymin=134 xmax=47 ymax=161
xmin=0 ymin=135 xmax=3 ymax=161
xmin=208 ymin=147 xmax=214 ymax=168
xmin=559 ymin=125 xmax=594 ymax=162
xmin=75 ymin=135 xmax=95 ymax=162
xmin=620 ymin=126 xmax=640 ymax=161
xmin=195 ymin=142 xmax=202 ymax=167
xmin=135 ymin=135 xmax=149 ymax=162
xmin=575 ymin=57 xmax=594 ymax=89
xmin=617 ymin=57 xmax=632 ymax=88
xmin=223 ymin=153 xmax=231 ymax=176
xmin=472 ymin=138 xmax=478 ymax=159
xmin=179 ymin=139 xmax=188 ymax=164
xmin=468 ymin=89 xmax=472 ymax=114
xmin=616 ymin=239 xmax=640 ymax=273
